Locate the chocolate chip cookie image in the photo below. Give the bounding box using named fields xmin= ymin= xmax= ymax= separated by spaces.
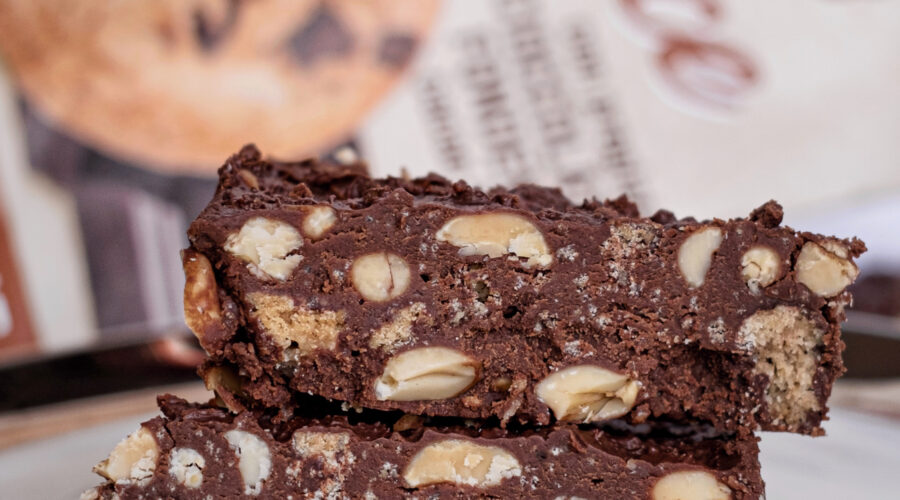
xmin=0 ymin=0 xmax=440 ymax=172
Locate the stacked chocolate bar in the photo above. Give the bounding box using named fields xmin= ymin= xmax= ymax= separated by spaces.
xmin=85 ymin=146 xmax=864 ymax=499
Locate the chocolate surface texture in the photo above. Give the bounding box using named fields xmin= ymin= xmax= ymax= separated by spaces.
xmin=184 ymin=145 xmax=863 ymax=436
xmin=83 ymin=395 xmax=763 ymax=500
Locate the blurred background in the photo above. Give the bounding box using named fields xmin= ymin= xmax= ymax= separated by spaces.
xmin=0 ymin=0 xmax=898 ymax=498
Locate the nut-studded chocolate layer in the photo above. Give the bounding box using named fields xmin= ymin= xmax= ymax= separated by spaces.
xmin=84 ymin=395 xmax=763 ymax=499
xmin=185 ymin=145 xmax=864 ymax=435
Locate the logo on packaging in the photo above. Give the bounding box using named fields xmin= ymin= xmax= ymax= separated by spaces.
xmin=616 ymin=0 xmax=759 ymax=117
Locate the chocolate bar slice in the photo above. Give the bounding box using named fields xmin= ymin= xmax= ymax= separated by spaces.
xmin=83 ymin=395 xmax=763 ymax=499
xmin=184 ymin=145 xmax=863 ymax=435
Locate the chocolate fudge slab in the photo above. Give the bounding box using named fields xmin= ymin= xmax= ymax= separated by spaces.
xmin=83 ymin=395 xmax=763 ymax=499
xmin=185 ymin=145 xmax=864 ymax=435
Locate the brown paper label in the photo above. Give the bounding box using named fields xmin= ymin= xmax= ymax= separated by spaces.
xmin=0 ymin=207 xmax=37 ymax=359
